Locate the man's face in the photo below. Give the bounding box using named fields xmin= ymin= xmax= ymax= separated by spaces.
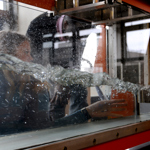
xmin=15 ymin=40 xmax=33 ymax=62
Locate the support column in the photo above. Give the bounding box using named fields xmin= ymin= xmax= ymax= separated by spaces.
xmin=108 ymin=24 xmax=117 ymax=78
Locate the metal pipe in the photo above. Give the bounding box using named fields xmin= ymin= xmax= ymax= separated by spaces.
xmin=128 ymin=6 xmax=133 ymax=16
xmin=73 ymin=0 xmax=79 ymax=7
xmin=95 ymin=86 xmax=106 ymax=101
xmin=92 ymin=14 xmax=147 ymax=25
xmin=110 ymin=7 xmax=114 ymax=20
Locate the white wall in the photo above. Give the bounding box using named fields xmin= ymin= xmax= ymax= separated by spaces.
xmin=17 ymin=2 xmax=53 ymax=35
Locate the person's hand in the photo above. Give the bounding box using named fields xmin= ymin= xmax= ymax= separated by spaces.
xmin=86 ymin=99 xmax=127 ymax=118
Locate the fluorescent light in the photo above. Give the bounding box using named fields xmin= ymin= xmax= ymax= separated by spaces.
xmin=125 ymin=18 xmax=150 ymax=27
xmin=79 ymin=28 xmax=102 ymax=36
xmin=81 ymin=33 xmax=97 ymax=68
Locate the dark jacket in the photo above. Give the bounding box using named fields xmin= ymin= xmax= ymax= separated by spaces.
xmin=0 ymin=55 xmax=89 ymax=135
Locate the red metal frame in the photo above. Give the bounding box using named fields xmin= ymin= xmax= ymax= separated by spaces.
xmin=13 ymin=1 xmax=150 ymax=150
xmin=94 ymin=25 xmax=107 ymax=73
xmin=14 ymin=0 xmax=150 ymax=13
xmin=122 ymin=0 xmax=150 ymax=13
xmin=86 ymin=1 xmax=150 ymax=149
xmin=83 ymin=130 xmax=150 ymax=150
xmin=15 ymin=0 xmax=55 ymax=10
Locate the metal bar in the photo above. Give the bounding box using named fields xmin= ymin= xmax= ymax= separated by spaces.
xmin=139 ymin=62 xmax=141 ymax=84
xmin=95 ymin=86 xmax=106 ymax=101
xmin=64 ymin=0 xmax=66 ymax=9
xmin=117 ymin=57 xmax=144 ymax=62
xmin=92 ymin=14 xmax=148 ymax=25
xmin=110 ymin=7 xmax=114 ymax=20
xmin=59 ymin=2 xmax=119 ymax=14
xmin=128 ymin=6 xmax=133 ymax=16
xmin=128 ymin=141 xmax=150 ymax=150
xmin=28 ymin=120 xmax=150 ymax=150
xmin=69 ymin=15 xmax=92 ymax=24
xmin=121 ymin=63 xmax=123 ymax=80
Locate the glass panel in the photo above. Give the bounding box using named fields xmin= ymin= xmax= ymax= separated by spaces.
xmin=0 ymin=0 xmax=149 ymax=141
xmin=123 ymin=19 xmax=150 ymax=115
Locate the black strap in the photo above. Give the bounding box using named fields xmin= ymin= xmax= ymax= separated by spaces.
xmin=81 ymin=108 xmax=91 ymax=120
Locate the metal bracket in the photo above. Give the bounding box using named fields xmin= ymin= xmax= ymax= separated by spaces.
xmin=116 ymin=0 xmax=122 ymax=4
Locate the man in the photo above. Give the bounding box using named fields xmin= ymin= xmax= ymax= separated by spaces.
xmin=0 ymin=31 xmax=127 ymax=135
xmin=26 ymin=12 xmax=89 ymax=120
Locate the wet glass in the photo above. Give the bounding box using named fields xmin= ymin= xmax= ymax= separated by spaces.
xmin=0 ymin=0 xmax=150 ymax=139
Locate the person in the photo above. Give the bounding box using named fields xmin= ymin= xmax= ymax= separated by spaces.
xmin=0 ymin=31 xmax=127 ymax=134
xmin=26 ymin=12 xmax=89 ymax=120
xmin=0 ymin=30 xmax=49 ymax=133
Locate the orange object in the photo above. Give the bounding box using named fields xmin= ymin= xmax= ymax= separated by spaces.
xmin=110 ymin=90 xmax=135 ymax=118
xmin=15 ymin=0 xmax=56 ymax=10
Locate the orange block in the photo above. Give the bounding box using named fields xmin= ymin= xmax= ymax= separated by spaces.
xmin=110 ymin=90 xmax=135 ymax=118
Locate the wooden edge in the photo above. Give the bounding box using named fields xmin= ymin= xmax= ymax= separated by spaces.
xmin=27 ymin=120 xmax=150 ymax=150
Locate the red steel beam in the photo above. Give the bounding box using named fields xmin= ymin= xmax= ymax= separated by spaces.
xmin=15 ymin=0 xmax=150 ymax=13
xmin=122 ymin=0 xmax=150 ymax=13
xmin=15 ymin=0 xmax=55 ymax=10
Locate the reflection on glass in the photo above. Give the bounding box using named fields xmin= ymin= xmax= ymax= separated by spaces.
xmin=127 ymin=29 xmax=150 ymax=54
xmin=0 ymin=0 xmax=150 ymax=137
xmin=125 ymin=18 xmax=150 ymax=27
xmin=81 ymin=32 xmax=97 ymax=72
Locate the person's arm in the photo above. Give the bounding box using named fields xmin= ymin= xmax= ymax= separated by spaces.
xmin=86 ymin=99 xmax=127 ymax=118
xmin=69 ymin=84 xmax=88 ymax=115
xmin=51 ymin=99 xmax=127 ymax=127
xmin=51 ymin=109 xmax=89 ymax=127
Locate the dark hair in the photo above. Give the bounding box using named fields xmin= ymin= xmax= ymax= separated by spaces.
xmin=0 ymin=31 xmax=30 ymax=56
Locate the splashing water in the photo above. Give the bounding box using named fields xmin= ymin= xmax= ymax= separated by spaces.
xmin=0 ymin=54 xmax=142 ymax=94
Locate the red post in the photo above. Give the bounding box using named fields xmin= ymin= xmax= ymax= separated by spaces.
xmin=94 ymin=25 xmax=107 ymax=73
